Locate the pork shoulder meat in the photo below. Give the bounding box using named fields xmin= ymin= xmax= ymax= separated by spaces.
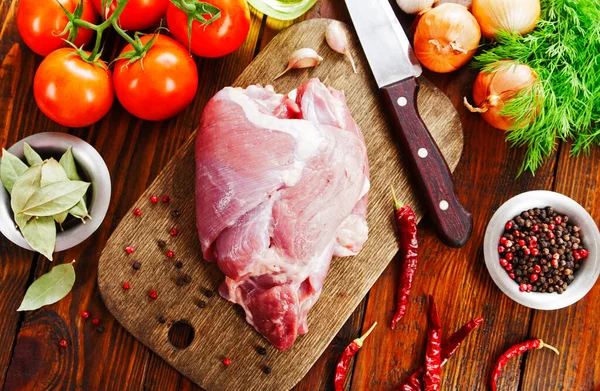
xmin=195 ymin=78 xmax=370 ymax=350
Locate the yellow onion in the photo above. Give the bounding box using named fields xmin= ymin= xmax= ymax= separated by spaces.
xmin=472 ymin=0 xmax=540 ymax=39
xmin=414 ymin=3 xmax=481 ymax=73
xmin=464 ymin=61 xmax=539 ymax=130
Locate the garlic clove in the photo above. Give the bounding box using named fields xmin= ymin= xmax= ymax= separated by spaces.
xmin=396 ymin=0 xmax=435 ymax=15
xmin=325 ymin=22 xmax=357 ymax=73
xmin=275 ymin=48 xmax=323 ymax=80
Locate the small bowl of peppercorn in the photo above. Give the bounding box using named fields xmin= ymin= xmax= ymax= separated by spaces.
xmin=484 ymin=190 xmax=600 ymax=310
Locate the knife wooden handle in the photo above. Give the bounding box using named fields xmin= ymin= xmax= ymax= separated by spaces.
xmin=381 ymin=77 xmax=472 ymax=248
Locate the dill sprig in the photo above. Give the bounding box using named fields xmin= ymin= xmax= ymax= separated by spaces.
xmin=472 ymin=0 xmax=600 ymax=175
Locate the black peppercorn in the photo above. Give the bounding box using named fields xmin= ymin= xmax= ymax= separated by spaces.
xmin=263 ymin=366 xmax=272 ymax=375
xmin=132 ymin=261 xmax=142 ymax=270
xmin=256 ymin=346 xmax=267 ymax=355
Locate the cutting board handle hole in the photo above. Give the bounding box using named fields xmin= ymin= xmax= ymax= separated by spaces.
xmin=168 ymin=320 xmax=195 ymax=349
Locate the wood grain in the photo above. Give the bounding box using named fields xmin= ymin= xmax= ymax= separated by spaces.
xmin=2 ymin=1 xmax=599 ymax=390
xmin=97 ymin=19 xmax=464 ymax=391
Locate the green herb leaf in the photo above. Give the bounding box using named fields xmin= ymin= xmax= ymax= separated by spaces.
xmin=23 ymin=143 xmax=43 ymax=166
xmin=11 ymin=164 xmax=43 ymax=229
xmin=21 ymin=216 xmax=56 ymax=261
xmin=19 ymin=180 xmax=90 ymax=217
xmin=59 ymin=147 xmax=82 ymax=181
xmin=41 ymin=158 xmax=69 ymax=186
xmin=473 ymin=0 xmax=600 ymax=174
xmin=17 ymin=261 xmax=75 ymax=311
xmin=41 ymin=159 xmax=74 ymax=227
xmin=1 ymin=148 xmax=29 ymax=193
xmin=54 ymin=211 xmax=69 ymax=230
xmin=69 ymin=199 xmax=89 ymax=220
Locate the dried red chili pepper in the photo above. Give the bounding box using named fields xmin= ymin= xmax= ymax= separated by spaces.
xmin=334 ymin=322 xmax=377 ymax=391
xmin=423 ymin=296 xmax=442 ymax=391
xmin=390 ymin=187 xmax=419 ymax=330
xmin=399 ymin=317 xmax=484 ymax=391
xmin=490 ymin=339 xmax=559 ymax=391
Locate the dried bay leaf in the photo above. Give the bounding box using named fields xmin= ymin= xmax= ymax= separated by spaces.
xmin=17 ymin=261 xmax=75 ymax=311
xmin=59 ymin=147 xmax=82 ymax=181
xmin=11 ymin=163 xmax=43 ymax=229
xmin=41 ymin=158 xmax=69 ymax=186
xmin=1 ymin=148 xmax=29 ymax=193
xmin=58 ymin=147 xmax=90 ymax=220
xmin=21 ymin=216 xmax=56 ymax=261
xmin=19 ymin=180 xmax=90 ymax=217
xmin=23 ymin=142 xmax=43 ymax=166
xmin=40 ymin=158 xmax=72 ymax=227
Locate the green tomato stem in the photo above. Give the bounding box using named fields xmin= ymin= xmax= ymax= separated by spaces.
xmin=111 ymin=21 xmax=144 ymax=53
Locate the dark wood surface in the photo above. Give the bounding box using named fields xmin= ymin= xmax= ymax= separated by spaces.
xmin=1 ymin=1 xmax=599 ymax=391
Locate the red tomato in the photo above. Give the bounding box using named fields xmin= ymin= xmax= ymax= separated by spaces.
xmin=17 ymin=0 xmax=97 ymax=56
xmin=166 ymin=0 xmax=250 ymax=58
xmin=92 ymin=0 xmax=169 ymax=31
xmin=34 ymin=49 xmax=114 ymax=127
xmin=113 ymin=35 xmax=198 ymax=121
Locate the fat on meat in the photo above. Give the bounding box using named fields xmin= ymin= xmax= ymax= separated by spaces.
xmin=195 ymin=78 xmax=369 ymax=350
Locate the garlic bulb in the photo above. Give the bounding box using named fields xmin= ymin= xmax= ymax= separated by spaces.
xmin=325 ymin=22 xmax=357 ymax=73
xmin=472 ymin=0 xmax=540 ymax=39
xmin=275 ymin=48 xmax=323 ymax=80
xmin=396 ymin=0 xmax=435 ymax=14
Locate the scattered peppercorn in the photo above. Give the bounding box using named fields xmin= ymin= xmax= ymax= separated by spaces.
xmin=150 ymin=195 xmax=159 ymax=203
xmin=500 ymin=207 xmax=586 ymax=294
xmin=122 ymin=282 xmax=131 ymax=290
xmin=256 ymin=346 xmax=267 ymax=355
xmin=204 ymin=289 xmax=214 ymax=298
xmin=125 ymin=246 xmax=135 ymax=254
xmin=158 ymin=316 xmax=167 ymax=324
xmin=175 ymin=261 xmax=183 ymax=269
xmin=176 ymin=274 xmax=192 ymax=286
xmin=59 ymin=339 xmax=68 ymax=347
xmin=96 ymin=326 xmax=105 ymax=333
xmin=162 ymin=195 xmax=170 ymax=203
xmin=149 ymin=290 xmax=158 ymax=300
xmin=92 ymin=318 xmax=100 ymax=325
xmin=157 ymin=239 xmax=166 ymax=248
xmin=197 ymin=300 xmax=206 ymax=309
xmin=223 ymin=357 xmax=231 ymax=366
xmin=166 ymin=250 xmax=174 ymax=258
xmin=132 ymin=261 xmax=142 ymax=270
xmin=171 ymin=209 xmax=180 ymax=218
xmin=263 ymin=366 xmax=272 ymax=375
xmin=169 ymin=227 xmax=179 ymax=237
xmin=133 ymin=208 xmax=142 ymax=216
xmin=81 ymin=311 xmax=90 ymax=319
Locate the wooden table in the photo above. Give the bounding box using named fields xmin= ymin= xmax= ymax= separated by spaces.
xmin=1 ymin=1 xmax=599 ymax=390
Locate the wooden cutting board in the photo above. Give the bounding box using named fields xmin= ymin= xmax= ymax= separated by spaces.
xmin=98 ymin=19 xmax=463 ymax=391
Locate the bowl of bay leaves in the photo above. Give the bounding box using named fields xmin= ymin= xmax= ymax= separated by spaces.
xmin=0 ymin=132 xmax=111 ymax=260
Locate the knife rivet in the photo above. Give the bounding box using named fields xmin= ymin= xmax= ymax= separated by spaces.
xmin=396 ymin=97 xmax=407 ymax=107
xmin=418 ymin=148 xmax=428 ymax=158
xmin=439 ymin=200 xmax=449 ymax=211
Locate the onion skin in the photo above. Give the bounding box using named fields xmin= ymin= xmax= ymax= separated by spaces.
xmin=470 ymin=61 xmax=539 ymax=130
xmin=472 ymin=0 xmax=540 ymax=40
xmin=414 ymin=3 xmax=481 ymax=73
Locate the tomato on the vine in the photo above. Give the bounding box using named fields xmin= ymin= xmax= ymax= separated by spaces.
xmin=17 ymin=0 xmax=98 ymax=56
xmin=113 ymin=35 xmax=198 ymax=121
xmin=34 ymin=49 xmax=114 ymax=127
xmin=92 ymin=0 xmax=169 ymax=31
xmin=166 ymin=0 xmax=250 ymax=58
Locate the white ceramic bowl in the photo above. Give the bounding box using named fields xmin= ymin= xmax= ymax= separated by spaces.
xmin=0 ymin=133 xmax=111 ymax=253
xmin=484 ymin=190 xmax=600 ymax=310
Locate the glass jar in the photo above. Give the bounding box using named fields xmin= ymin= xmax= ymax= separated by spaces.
xmin=247 ymin=0 xmax=318 ymax=20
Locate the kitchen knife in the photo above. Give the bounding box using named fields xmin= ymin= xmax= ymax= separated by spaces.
xmin=345 ymin=0 xmax=472 ymax=248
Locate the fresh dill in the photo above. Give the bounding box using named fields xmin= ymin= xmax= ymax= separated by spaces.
xmin=472 ymin=0 xmax=600 ymax=175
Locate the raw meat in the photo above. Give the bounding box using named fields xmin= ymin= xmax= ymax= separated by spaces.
xmin=195 ymin=78 xmax=369 ymax=350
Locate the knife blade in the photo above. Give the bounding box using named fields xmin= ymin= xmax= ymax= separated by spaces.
xmin=346 ymin=0 xmax=473 ymax=247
